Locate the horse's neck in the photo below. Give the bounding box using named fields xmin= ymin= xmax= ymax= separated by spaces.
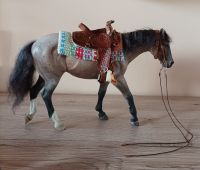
xmin=126 ymin=48 xmax=148 ymax=64
xmin=122 ymin=30 xmax=155 ymax=64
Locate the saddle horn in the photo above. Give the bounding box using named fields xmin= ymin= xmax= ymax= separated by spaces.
xmin=106 ymin=20 xmax=115 ymax=35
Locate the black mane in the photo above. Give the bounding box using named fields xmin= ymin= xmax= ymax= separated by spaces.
xmin=122 ymin=29 xmax=171 ymax=52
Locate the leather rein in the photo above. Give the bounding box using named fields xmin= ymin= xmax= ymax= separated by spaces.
xmin=122 ymin=68 xmax=193 ymax=157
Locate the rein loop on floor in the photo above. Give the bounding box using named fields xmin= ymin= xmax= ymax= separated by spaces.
xmin=122 ymin=67 xmax=193 ymax=157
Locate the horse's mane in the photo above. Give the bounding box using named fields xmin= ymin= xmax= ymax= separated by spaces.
xmin=121 ymin=29 xmax=171 ymax=52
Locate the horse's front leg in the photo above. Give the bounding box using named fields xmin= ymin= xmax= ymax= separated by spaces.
xmin=114 ymin=76 xmax=139 ymax=126
xmin=95 ymin=82 xmax=109 ymax=120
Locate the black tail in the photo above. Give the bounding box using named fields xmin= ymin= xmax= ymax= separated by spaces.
xmin=8 ymin=41 xmax=35 ymax=111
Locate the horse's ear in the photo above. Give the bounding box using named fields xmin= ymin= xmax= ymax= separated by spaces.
xmin=160 ymin=28 xmax=171 ymax=43
xmin=160 ymin=28 xmax=166 ymax=39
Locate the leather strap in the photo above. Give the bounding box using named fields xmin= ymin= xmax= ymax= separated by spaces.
xmin=154 ymin=30 xmax=167 ymax=65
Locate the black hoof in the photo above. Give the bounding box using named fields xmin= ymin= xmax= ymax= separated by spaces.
xmin=130 ymin=118 xmax=139 ymax=127
xmin=98 ymin=112 xmax=109 ymax=120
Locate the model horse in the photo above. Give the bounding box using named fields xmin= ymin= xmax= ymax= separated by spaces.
xmin=9 ymin=25 xmax=174 ymax=130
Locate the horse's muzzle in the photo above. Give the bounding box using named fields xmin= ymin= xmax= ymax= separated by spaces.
xmin=167 ymin=60 xmax=174 ymax=68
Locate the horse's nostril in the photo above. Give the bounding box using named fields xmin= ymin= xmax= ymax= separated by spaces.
xmin=167 ymin=61 xmax=174 ymax=68
xmin=170 ymin=61 xmax=174 ymax=66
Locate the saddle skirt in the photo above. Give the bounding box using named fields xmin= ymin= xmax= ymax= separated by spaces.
xmin=57 ymin=31 xmax=125 ymax=62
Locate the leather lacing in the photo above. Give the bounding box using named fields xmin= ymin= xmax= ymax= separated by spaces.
xmin=121 ymin=67 xmax=194 ymax=157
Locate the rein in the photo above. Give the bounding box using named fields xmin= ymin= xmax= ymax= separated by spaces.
xmin=121 ymin=67 xmax=193 ymax=157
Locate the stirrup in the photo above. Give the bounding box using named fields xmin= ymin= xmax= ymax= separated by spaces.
xmin=106 ymin=70 xmax=112 ymax=82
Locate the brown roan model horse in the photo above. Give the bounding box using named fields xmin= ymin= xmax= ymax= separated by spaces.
xmin=9 ymin=26 xmax=174 ymax=130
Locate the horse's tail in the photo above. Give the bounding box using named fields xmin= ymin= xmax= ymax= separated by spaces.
xmin=8 ymin=41 xmax=36 ymax=111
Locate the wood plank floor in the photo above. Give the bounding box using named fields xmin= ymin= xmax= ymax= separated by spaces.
xmin=0 ymin=94 xmax=200 ymax=170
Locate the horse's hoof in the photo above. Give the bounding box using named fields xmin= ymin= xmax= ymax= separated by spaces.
xmin=25 ymin=114 xmax=32 ymax=124
xmin=54 ymin=123 xmax=65 ymax=131
xmin=132 ymin=121 xmax=139 ymax=126
xmin=130 ymin=119 xmax=139 ymax=127
xmin=99 ymin=114 xmax=109 ymax=120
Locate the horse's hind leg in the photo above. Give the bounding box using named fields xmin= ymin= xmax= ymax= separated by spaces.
xmin=25 ymin=75 xmax=45 ymax=124
xmin=41 ymin=78 xmax=65 ymax=131
xmin=95 ymin=82 xmax=109 ymax=120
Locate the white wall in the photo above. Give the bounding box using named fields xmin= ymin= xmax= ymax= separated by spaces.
xmin=0 ymin=0 xmax=200 ymax=96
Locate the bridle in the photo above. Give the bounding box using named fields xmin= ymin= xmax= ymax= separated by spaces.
xmin=154 ymin=30 xmax=168 ymax=66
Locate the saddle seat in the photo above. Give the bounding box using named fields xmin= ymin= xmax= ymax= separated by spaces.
xmin=72 ymin=24 xmax=111 ymax=49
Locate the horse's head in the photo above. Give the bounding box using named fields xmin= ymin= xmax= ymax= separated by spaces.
xmin=150 ymin=29 xmax=174 ymax=68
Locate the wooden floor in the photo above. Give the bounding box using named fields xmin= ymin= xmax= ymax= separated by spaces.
xmin=0 ymin=94 xmax=200 ymax=170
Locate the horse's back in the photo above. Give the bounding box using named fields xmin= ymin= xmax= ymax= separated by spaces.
xmin=31 ymin=33 xmax=67 ymax=79
xmin=31 ymin=33 xmax=99 ymax=80
xmin=32 ymin=33 xmax=59 ymax=57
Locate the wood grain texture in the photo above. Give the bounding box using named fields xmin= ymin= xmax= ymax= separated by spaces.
xmin=0 ymin=94 xmax=200 ymax=170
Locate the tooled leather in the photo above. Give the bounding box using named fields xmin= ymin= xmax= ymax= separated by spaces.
xmin=72 ymin=28 xmax=110 ymax=49
xmin=72 ymin=22 xmax=122 ymax=83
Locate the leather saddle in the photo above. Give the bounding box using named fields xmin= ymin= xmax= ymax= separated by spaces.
xmin=72 ymin=20 xmax=122 ymax=83
xmin=72 ymin=20 xmax=121 ymax=50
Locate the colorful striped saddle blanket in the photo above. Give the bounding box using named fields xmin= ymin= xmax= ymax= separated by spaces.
xmin=57 ymin=31 xmax=125 ymax=62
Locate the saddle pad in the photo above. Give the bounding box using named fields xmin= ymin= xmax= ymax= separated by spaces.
xmin=57 ymin=31 xmax=125 ymax=62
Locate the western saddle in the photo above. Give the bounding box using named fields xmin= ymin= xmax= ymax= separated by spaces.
xmin=72 ymin=20 xmax=122 ymax=83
